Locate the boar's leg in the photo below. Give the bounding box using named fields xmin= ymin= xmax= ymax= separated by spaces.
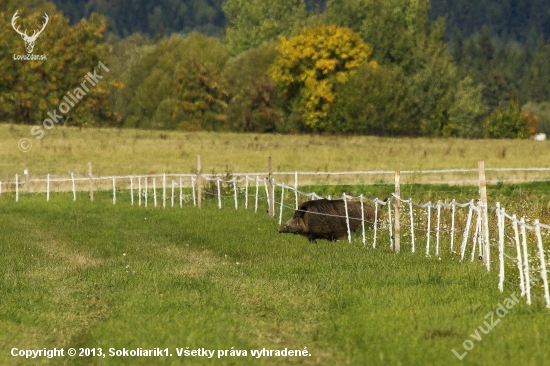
xmin=307 ymin=233 xmax=318 ymax=243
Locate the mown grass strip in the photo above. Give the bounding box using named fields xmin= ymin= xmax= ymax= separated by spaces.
xmin=1 ymin=193 xmax=549 ymax=365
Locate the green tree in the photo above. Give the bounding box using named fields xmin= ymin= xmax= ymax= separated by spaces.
xmin=174 ymin=58 xmax=229 ymax=131
xmin=481 ymin=67 xmax=511 ymax=110
xmin=523 ymin=101 xmax=550 ymax=134
xmin=445 ymin=76 xmax=486 ymax=138
xmin=485 ymin=100 xmax=534 ymax=138
xmin=529 ymin=36 xmax=550 ymax=103
xmin=324 ymin=0 xmax=431 ymax=74
xmin=431 ymin=0 xmax=550 ymax=44
xmin=223 ymin=43 xmax=283 ymax=132
xmin=121 ymin=33 xmax=229 ymax=130
xmin=454 ymin=29 xmax=535 ymax=110
xmin=323 ymin=0 xmax=485 ymax=137
xmin=479 ymin=26 xmax=494 ymax=62
xmin=52 ymin=0 xmax=226 ymax=38
xmin=105 ymin=34 xmax=154 ymax=126
xmin=452 ymin=31 xmax=464 ymax=64
xmin=223 ymin=0 xmax=307 ymax=56
xmin=328 ymin=63 xmax=419 ymax=136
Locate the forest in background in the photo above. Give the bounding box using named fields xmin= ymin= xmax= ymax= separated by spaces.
xmin=50 ymin=0 xmax=550 ymax=43
xmin=1 ymin=0 xmax=550 ymax=138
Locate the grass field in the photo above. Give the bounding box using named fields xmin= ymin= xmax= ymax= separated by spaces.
xmin=3 ymin=124 xmax=550 ymax=185
xmin=1 ymin=188 xmax=550 ymax=365
xmin=3 ymin=124 xmax=550 ymax=365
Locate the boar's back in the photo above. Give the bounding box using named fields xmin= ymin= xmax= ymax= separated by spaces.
xmin=299 ymin=199 xmax=352 ymax=241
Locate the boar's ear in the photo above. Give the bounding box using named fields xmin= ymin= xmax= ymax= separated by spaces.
xmin=295 ymin=204 xmax=309 ymax=217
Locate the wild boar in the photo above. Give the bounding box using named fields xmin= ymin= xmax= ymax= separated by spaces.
xmin=278 ymin=199 xmax=376 ymax=242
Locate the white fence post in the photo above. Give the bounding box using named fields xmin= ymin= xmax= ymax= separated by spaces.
xmin=112 ymin=176 xmax=116 ymax=205
xmin=426 ymin=202 xmax=431 ymax=257
xmin=479 ymin=161 xmax=490 ymax=271
xmin=179 ymin=177 xmax=183 ymax=208
xmin=153 ymin=178 xmax=157 ymax=207
xmin=88 ymin=162 xmax=94 ymax=202
xmin=495 ymin=201 xmax=501 ymax=265
xmin=217 ymin=179 xmax=222 ymax=209
xmin=498 ymin=205 xmax=505 ymax=292
xmin=520 ymin=218 xmax=531 ymax=304
xmin=46 ymin=174 xmax=50 ymax=202
xmin=343 ymin=194 xmax=351 ymax=243
xmin=471 ymin=209 xmax=481 ymax=262
xmin=387 ymin=199 xmax=393 ymax=250
xmin=477 ymin=207 xmax=483 ymax=259
xmin=264 ymin=178 xmax=270 ymax=214
xmin=233 ymin=180 xmax=238 ymax=210
xmin=71 ymin=173 xmax=76 ymax=201
xmin=436 ymin=201 xmax=441 ymax=256
xmin=409 ymin=199 xmax=415 ymax=253
xmin=360 ymin=194 xmax=366 ymax=247
xmin=535 ymin=220 xmax=550 ymax=308
xmin=162 ymin=173 xmax=166 ymax=209
xmin=512 ymin=215 xmax=525 ymax=296
xmin=279 ymin=185 xmax=285 ymax=225
xmin=394 ymin=171 xmax=401 ymax=253
xmin=268 ymin=157 xmax=274 ymax=218
xmin=138 ymin=177 xmax=142 ymax=206
xmin=245 ymin=176 xmax=249 ymax=209
xmin=130 ymin=177 xmax=134 ymax=206
xmin=373 ymin=199 xmax=378 ymax=248
xmin=144 ymin=178 xmax=148 ymax=207
xmin=460 ymin=203 xmax=474 ymax=261
xmin=450 ymin=200 xmax=456 ymax=252
xmin=191 ymin=176 xmax=196 ymax=207
xmin=171 ymin=180 xmax=175 ymax=208
xmin=197 ymin=155 xmax=202 ymax=209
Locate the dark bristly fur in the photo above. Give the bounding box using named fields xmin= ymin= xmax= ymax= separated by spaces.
xmin=277 ymin=199 xmax=376 ymax=242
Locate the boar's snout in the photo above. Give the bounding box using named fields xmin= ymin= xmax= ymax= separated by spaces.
xmin=278 ymin=218 xmax=302 ymax=234
xmin=278 ymin=222 xmax=294 ymax=233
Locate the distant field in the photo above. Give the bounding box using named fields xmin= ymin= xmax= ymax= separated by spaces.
xmin=1 ymin=193 xmax=549 ymax=365
xmin=3 ymin=124 xmax=550 ymax=186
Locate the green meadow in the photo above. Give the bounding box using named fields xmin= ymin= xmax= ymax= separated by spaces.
xmin=2 ymin=125 xmax=550 ymax=364
xmin=1 ymin=186 xmax=549 ymax=365
xmin=3 ymin=124 xmax=550 ymax=186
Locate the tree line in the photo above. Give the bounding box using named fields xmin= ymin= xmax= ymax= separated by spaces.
xmin=1 ymin=0 xmax=550 ymax=138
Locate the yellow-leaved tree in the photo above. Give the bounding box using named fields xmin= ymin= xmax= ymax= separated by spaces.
xmin=270 ymin=24 xmax=376 ymax=131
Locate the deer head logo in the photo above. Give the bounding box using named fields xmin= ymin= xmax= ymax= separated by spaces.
xmin=11 ymin=11 xmax=49 ymax=54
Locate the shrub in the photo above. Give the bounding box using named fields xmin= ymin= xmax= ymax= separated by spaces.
xmin=485 ymin=100 xmax=535 ymax=138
